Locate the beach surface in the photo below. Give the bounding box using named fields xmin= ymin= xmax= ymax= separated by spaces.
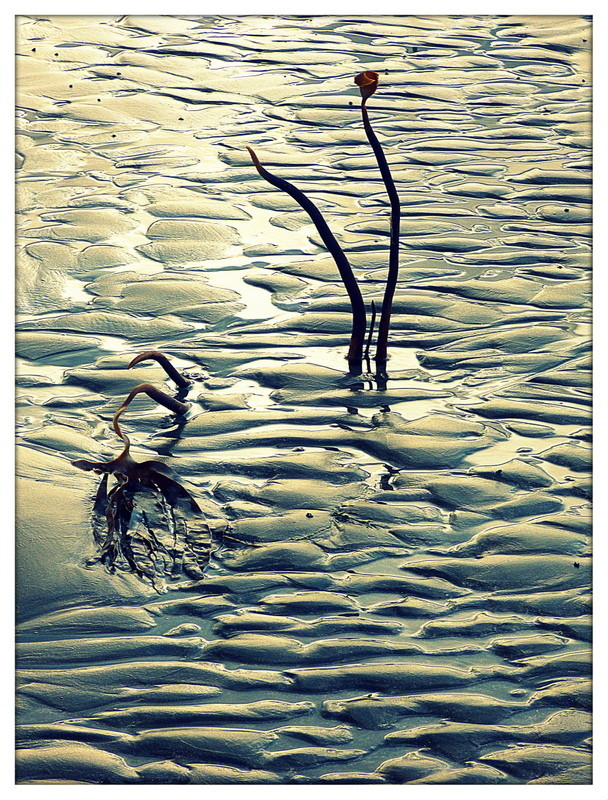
xmin=16 ymin=14 xmax=591 ymax=785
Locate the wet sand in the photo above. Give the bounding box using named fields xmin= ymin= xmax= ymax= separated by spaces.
xmin=16 ymin=14 xmax=591 ymax=784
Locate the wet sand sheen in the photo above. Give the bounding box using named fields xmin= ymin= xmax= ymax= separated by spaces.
xmin=16 ymin=13 xmax=591 ymax=785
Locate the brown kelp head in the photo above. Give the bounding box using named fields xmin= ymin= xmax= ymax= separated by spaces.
xmin=355 ymin=70 xmax=379 ymax=103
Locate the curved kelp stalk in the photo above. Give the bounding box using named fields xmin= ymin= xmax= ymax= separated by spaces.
xmin=355 ymin=71 xmax=401 ymax=371
xmin=72 ymin=379 xmax=211 ymax=587
xmin=246 ymin=145 xmax=366 ymax=373
xmin=128 ymin=349 xmax=192 ymax=390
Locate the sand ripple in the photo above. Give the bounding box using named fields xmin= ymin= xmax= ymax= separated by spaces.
xmin=16 ymin=13 xmax=591 ymax=785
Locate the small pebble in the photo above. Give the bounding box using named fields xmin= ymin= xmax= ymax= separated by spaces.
xmin=165 ymin=623 xmax=201 ymax=637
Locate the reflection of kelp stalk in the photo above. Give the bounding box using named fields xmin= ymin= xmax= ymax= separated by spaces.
xmin=246 ymin=145 xmax=366 ymax=372
xmin=355 ymin=71 xmax=401 ymax=369
xmin=72 ymin=360 xmax=212 ymax=586
xmin=364 ymin=300 xmax=377 ymax=369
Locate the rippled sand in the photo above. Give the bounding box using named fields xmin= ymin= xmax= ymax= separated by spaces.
xmin=16 ymin=14 xmax=591 ymax=785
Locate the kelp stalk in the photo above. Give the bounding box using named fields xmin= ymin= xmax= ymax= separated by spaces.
xmin=115 ymin=383 xmax=190 ymax=431
xmin=355 ymin=71 xmax=401 ymax=366
xmin=72 ymin=383 xmax=189 ymax=475
xmin=128 ymin=350 xmax=192 ymax=389
xmin=246 ymin=145 xmax=366 ymax=369
xmin=71 ymin=359 xmax=206 ymax=585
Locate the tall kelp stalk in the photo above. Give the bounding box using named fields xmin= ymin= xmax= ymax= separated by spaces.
xmin=355 ymin=71 xmax=401 ymax=372
xmin=246 ymin=145 xmax=367 ymax=374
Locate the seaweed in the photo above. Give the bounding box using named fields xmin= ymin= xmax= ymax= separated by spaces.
xmin=355 ymin=71 xmax=401 ymax=372
xmin=246 ymin=146 xmax=367 ymax=374
xmin=70 ymin=70 xmax=404 ymax=582
xmin=72 ymin=354 xmax=212 ymax=587
xmin=247 ymin=71 xmax=401 ymax=378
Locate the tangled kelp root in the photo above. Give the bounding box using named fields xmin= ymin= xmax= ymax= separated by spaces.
xmin=89 ymin=466 xmax=212 ymax=587
xmin=72 ymin=356 xmax=213 ymax=587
